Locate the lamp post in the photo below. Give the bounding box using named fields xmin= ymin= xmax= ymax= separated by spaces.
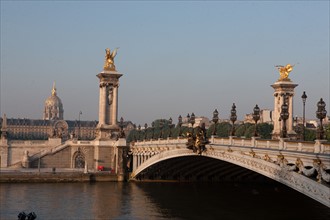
xmin=186 ymin=113 xmax=190 ymax=125
xmin=168 ymin=117 xmax=173 ymax=138
xmin=138 ymin=124 xmax=141 ymax=141
xmin=301 ymin=91 xmax=307 ymax=140
xmin=190 ymin=113 xmax=195 ymax=128
xmin=178 ymin=115 xmax=182 ymax=137
xmin=230 ymin=103 xmax=237 ymax=136
xmin=280 ymin=101 xmax=289 ymax=138
xmin=252 ymin=105 xmax=260 ymax=137
xmin=316 ymin=98 xmax=327 ymax=140
xmin=78 ymin=111 xmax=82 ymax=140
xmin=212 ymin=109 xmax=219 ymax=136
xmin=159 ymin=120 xmax=164 ymax=139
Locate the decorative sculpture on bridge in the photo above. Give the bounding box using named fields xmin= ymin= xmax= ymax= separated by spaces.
xmin=104 ymin=48 xmax=119 ymax=71
xmin=185 ymin=125 xmax=209 ymax=155
xmin=275 ymin=64 xmax=294 ymax=81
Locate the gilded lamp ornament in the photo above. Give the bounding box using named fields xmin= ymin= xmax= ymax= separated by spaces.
xmin=104 ymin=48 xmax=119 ymax=71
xmin=275 ymin=64 xmax=294 ymax=81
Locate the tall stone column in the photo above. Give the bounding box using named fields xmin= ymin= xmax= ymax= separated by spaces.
xmin=271 ymin=80 xmax=298 ymax=139
xmin=96 ymin=71 xmax=123 ymax=140
xmin=0 ymin=114 xmax=8 ymax=167
xmin=111 ymin=84 xmax=119 ymax=125
xmin=106 ymin=85 xmax=113 ymax=125
xmin=98 ymin=83 xmax=107 ymax=126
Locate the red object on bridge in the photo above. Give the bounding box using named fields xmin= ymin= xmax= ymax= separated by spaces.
xmin=97 ymin=166 xmax=104 ymax=171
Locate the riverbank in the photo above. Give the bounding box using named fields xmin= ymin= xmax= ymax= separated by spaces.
xmin=0 ymin=169 xmax=119 ymax=183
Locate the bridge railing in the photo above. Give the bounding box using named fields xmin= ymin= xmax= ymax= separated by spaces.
xmin=132 ymin=136 xmax=330 ymax=155
xmin=209 ymin=137 xmax=329 ymax=154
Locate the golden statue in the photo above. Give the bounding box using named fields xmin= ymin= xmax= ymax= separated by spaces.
xmin=104 ymin=48 xmax=119 ymax=71
xmin=275 ymin=64 xmax=294 ymax=81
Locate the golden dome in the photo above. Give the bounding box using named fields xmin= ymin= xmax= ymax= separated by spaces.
xmin=45 ymin=94 xmax=63 ymax=108
xmin=43 ymin=82 xmax=64 ymax=120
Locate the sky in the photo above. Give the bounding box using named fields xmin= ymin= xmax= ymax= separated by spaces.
xmin=1 ymin=1 xmax=329 ymax=126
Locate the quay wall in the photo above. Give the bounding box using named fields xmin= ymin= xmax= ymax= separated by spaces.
xmin=0 ymin=172 xmax=119 ymax=183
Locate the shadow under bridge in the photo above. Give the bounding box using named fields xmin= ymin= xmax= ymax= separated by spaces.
xmin=134 ymin=155 xmax=272 ymax=182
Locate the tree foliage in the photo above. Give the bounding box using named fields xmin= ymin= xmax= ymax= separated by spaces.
xmin=126 ymin=118 xmax=327 ymax=144
xmin=325 ymin=124 xmax=330 ymax=141
xmin=304 ymin=128 xmax=316 ymax=141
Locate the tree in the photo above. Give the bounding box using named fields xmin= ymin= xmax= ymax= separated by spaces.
xmin=304 ymin=128 xmax=316 ymax=141
xmin=235 ymin=123 xmax=253 ymax=137
xmin=325 ymin=124 xmax=330 ymax=141
xmin=257 ymin=123 xmax=273 ymax=139
xmin=206 ymin=122 xmax=231 ymax=138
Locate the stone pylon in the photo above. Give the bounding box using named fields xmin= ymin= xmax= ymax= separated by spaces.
xmin=271 ymin=80 xmax=298 ymax=139
xmin=0 ymin=114 xmax=8 ymax=167
xmin=93 ymin=49 xmax=128 ymax=179
xmin=96 ymin=69 xmax=123 ymax=140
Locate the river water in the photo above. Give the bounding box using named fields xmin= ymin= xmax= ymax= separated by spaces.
xmin=1 ymin=181 xmax=329 ymax=220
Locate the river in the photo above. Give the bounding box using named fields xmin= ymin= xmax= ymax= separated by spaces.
xmin=1 ymin=181 xmax=329 ymax=220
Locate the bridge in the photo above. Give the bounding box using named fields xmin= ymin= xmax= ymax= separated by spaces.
xmin=130 ymin=136 xmax=330 ymax=207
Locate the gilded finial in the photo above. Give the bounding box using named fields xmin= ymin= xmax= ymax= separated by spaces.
xmin=51 ymin=82 xmax=57 ymax=96
xmin=275 ymin=64 xmax=295 ymax=81
xmin=104 ymin=47 xmax=119 ymax=71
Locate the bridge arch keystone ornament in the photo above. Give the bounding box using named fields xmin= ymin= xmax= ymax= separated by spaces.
xmin=130 ymin=138 xmax=330 ymax=207
xmin=185 ymin=125 xmax=209 ymax=155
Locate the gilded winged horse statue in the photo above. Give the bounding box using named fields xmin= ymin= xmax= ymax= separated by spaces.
xmin=275 ymin=64 xmax=295 ymax=81
xmin=104 ymin=48 xmax=119 ymax=71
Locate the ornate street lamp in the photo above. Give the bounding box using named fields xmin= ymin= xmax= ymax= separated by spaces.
xmin=137 ymin=124 xmax=141 ymax=141
xmin=230 ymin=103 xmax=237 ymax=136
xmin=186 ymin=113 xmax=190 ymax=124
xmin=212 ymin=109 xmax=219 ymax=136
xmin=316 ymin=98 xmax=327 ymax=140
xmin=178 ymin=115 xmax=183 ymax=137
xmin=252 ymin=105 xmax=260 ymax=137
xmin=190 ymin=113 xmax=195 ymax=128
xmin=168 ymin=117 xmax=173 ymax=138
xmin=280 ymin=102 xmax=289 ymax=138
xmin=301 ymin=91 xmax=307 ymax=140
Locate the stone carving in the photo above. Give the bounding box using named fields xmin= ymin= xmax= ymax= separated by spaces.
xmin=276 ymin=154 xmax=288 ymax=167
xmin=275 ymin=64 xmax=294 ymax=81
xmin=185 ymin=126 xmax=208 ymax=155
xmin=104 ymin=48 xmax=119 ymax=71
xmin=107 ymin=86 xmax=113 ymax=105
xmin=263 ymin=154 xmax=273 ymax=162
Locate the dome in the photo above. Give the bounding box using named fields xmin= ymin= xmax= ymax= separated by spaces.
xmin=43 ymin=82 xmax=64 ymax=120
xmin=45 ymin=95 xmax=63 ymax=108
